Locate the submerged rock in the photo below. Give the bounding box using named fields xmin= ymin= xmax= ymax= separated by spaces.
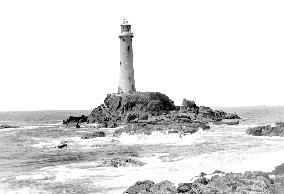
xmin=0 ymin=125 xmax=19 ymax=129
xmin=246 ymin=122 xmax=284 ymax=136
xmin=81 ymin=131 xmax=106 ymax=139
xmin=57 ymin=141 xmax=68 ymax=148
xmin=97 ymin=157 xmax=145 ymax=168
xmin=124 ymin=171 xmax=276 ymax=194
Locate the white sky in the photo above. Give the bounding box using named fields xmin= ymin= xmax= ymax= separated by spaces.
xmin=0 ymin=0 xmax=284 ymax=111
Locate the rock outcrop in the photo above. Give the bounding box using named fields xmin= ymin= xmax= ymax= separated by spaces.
xmin=114 ymin=112 xmax=210 ymax=137
xmin=246 ymin=122 xmax=284 ymax=137
xmin=81 ymin=131 xmax=106 ymax=139
xmin=123 ymin=171 xmax=276 ymax=194
xmin=62 ymin=115 xmax=88 ymax=127
xmin=87 ymin=92 xmax=175 ymax=128
xmin=180 ymin=98 xmax=240 ymax=122
xmin=123 ymin=180 xmax=176 ymax=194
xmin=97 ymin=157 xmax=145 ymax=168
xmin=63 ymin=93 xmax=240 ymax=130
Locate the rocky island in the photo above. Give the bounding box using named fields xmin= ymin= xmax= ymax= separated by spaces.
xmin=63 ymin=92 xmax=240 ymax=137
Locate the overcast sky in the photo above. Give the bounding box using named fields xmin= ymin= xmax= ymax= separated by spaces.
xmin=0 ymin=0 xmax=284 ymax=111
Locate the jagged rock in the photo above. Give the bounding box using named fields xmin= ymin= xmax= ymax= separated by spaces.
xmin=81 ymin=131 xmax=106 ymax=139
xmin=124 ymin=171 xmax=276 ymax=194
xmin=180 ymin=98 xmax=240 ymax=123
xmin=88 ymin=92 xmax=175 ymax=127
xmin=97 ymin=157 xmax=145 ymax=168
xmin=57 ymin=141 xmax=67 ymax=148
xmin=65 ymin=94 xmax=240 ymax=130
xmin=0 ymin=125 xmax=19 ymax=129
xmin=124 ymin=180 xmax=176 ymax=194
xmin=246 ymin=123 xmax=284 ymax=136
xmin=87 ymin=105 xmax=119 ymax=128
xmin=182 ymin=98 xmax=199 ymax=111
xmin=62 ymin=115 xmax=88 ymax=127
xmin=123 ymin=180 xmax=154 ymax=194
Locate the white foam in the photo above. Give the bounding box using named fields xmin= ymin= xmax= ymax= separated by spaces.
xmin=118 ymin=130 xmax=208 ymax=145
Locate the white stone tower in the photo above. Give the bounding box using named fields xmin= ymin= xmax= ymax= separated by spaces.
xmin=118 ymin=19 xmax=136 ymax=93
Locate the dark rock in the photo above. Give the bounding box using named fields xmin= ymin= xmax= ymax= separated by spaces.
xmin=123 ymin=180 xmax=154 ymax=194
xmin=81 ymin=131 xmax=106 ymax=139
xmin=98 ymin=157 xmax=145 ymax=168
xmin=275 ymin=122 xmax=284 ymax=127
xmin=62 ymin=115 xmax=88 ymax=127
xmin=180 ymin=98 xmax=240 ymax=123
xmin=87 ymin=105 xmax=119 ymax=128
xmin=124 ymin=180 xmax=176 ymax=194
xmin=88 ymin=92 xmax=175 ymax=127
xmin=176 ymin=183 xmax=193 ymax=193
xmin=124 ymin=171 xmax=276 ymax=194
xmin=194 ymin=177 xmax=209 ymax=185
xmin=223 ymin=112 xmax=241 ymax=119
xmin=246 ymin=123 xmax=284 ymax=137
xmin=114 ymin=119 xmax=210 ymax=137
xmin=57 ymin=141 xmax=67 ymax=148
xmin=124 ymin=113 xmax=138 ymax=122
xmin=211 ymin=170 xmax=225 ymax=175
xmin=0 ymin=125 xmax=19 ymax=129
xmin=182 ymin=99 xmax=199 ymax=111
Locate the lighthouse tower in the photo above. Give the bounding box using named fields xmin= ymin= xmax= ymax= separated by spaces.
xmin=118 ymin=19 xmax=136 ymax=93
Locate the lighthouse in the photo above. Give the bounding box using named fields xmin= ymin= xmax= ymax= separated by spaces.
xmin=118 ymin=19 xmax=136 ymax=93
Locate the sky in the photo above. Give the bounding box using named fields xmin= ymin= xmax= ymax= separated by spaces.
xmin=0 ymin=0 xmax=284 ymax=111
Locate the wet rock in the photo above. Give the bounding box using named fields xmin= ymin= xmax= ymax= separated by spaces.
xmin=87 ymin=105 xmax=119 ymax=128
xmin=124 ymin=171 xmax=276 ymax=194
xmin=62 ymin=115 xmax=88 ymax=127
xmin=246 ymin=122 xmax=284 ymax=137
xmin=81 ymin=131 xmax=106 ymax=139
xmin=123 ymin=180 xmax=154 ymax=194
xmin=98 ymin=157 xmax=145 ymax=168
xmin=0 ymin=125 xmax=19 ymax=129
xmin=57 ymin=141 xmax=67 ymax=148
xmin=114 ymin=119 xmax=209 ymax=137
xmin=124 ymin=180 xmax=176 ymax=194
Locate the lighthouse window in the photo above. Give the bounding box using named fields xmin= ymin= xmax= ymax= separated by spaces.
xmin=129 ymin=76 xmax=131 ymax=80
xmin=128 ymin=46 xmax=130 ymax=51
xmin=120 ymin=62 xmax=121 ymax=66
xmin=123 ymin=39 xmax=125 ymax=41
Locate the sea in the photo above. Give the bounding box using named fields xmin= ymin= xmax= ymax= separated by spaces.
xmin=1 ymin=106 xmax=284 ymax=194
